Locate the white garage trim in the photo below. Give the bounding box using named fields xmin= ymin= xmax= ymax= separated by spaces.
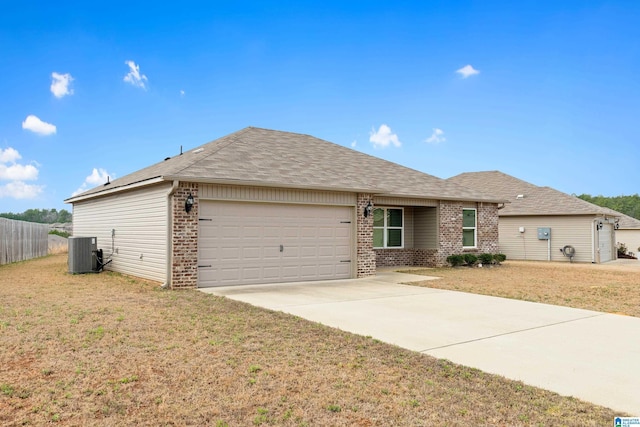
xmin=198 ymin=201 xmax=354 ymax=287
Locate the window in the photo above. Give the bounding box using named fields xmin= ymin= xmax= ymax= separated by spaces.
xmin=462 ymin=208 xmax=477 ymax=248
xmin=373 ymin=207 xmax=403 ymax=248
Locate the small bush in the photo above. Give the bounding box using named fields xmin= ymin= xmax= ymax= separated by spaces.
xmin=478 ymin=253 xmax=494 ymax=265
xmin=617 ymin=243 xmax=628 ymax=256
xmin=49 ymin=230 xmax=70 ymax=238
xmin=494 ymin=253 xmax=507 ymax=264
xmin=446 ymin=254 xmax=465 ymax=267
xmin=463 ymin=253 xmax=478 ymax=266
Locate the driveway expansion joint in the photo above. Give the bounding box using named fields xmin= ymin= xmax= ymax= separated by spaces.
xmin=418 ymin=313 xmax=606 ymax=353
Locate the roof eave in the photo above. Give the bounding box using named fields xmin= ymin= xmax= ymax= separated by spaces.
xmin=64 ymin=176 xmax=166 ymax=204
xmin=162 ymin=175 xmax=387 ymax=195
xmin=375 ymin=192 xmax=508 ymax=204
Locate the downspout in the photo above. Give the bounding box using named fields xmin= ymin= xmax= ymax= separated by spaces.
xmin=161 ymin=180 xmax=180 ymax=289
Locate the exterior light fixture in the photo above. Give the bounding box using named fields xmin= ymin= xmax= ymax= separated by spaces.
xmin=185 ymin=193 xmax=194 ymax=213
xmin=363 ymin=200 xmax=373 ymax=218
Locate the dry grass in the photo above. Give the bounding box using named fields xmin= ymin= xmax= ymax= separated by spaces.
xmin=404 ymin=260 xmax=640 ymax=318
xmin=0 ymin=255 xmax=622 ymax=426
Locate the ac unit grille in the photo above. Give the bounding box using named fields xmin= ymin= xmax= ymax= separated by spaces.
xmin=68 ymin=237 xmax=97 ymax=274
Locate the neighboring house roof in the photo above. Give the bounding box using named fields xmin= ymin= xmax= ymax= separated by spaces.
xmin=617 ymin=212 xmax=640 ymax=229
xmin=448 ymin=171 xmax=620 ymax=217
xmin=66 ymin=127 xmax=504 ymax=204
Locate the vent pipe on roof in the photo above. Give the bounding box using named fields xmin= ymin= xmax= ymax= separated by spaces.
xmin=180 ymin=145 xmax=183 ymax=155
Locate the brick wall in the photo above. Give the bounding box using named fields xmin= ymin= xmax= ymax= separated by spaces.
xmin=436 ymin=201 xmax=464 ymax=266
xmin=375 ymin=249 xmax=414 ymax=267
xmin=171 ymin=182 xmax=199 ymax=289
xmin=356 ymin=194 xmax=376 ymax=277
xmin=477 ymin=203 xmax=500 ymax=253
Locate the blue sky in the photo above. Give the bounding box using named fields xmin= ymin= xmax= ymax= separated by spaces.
xmin=1 ymin=1 xmax=638 ymax=213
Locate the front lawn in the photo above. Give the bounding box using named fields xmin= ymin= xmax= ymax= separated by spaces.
xmin=405 ymin=260 xmax=640 ymax=317
xmin=0 ymin=255 xmax=620 ymax=425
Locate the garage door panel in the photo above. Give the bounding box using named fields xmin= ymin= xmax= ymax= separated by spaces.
xmin=198 ymin=201 xmax=353 ymax=287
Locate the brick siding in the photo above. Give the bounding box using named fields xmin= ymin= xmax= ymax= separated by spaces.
xmin=356 ymin=194 xmax=376 ymax=277
xmin=171 ymin=182 xmax=199 ymax=289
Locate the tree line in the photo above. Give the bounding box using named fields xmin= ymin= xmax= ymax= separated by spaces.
xmin=0 ymin=209 xmax=72 ymax=224
xmin=577 ymin=194 xmax=640 ymax=220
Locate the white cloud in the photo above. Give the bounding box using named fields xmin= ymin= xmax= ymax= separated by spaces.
xmin=123 ymin=60 xmax=148 ymax=89
xmin=351 ymin=140 xmax=357 ymax=147
xmin=51 ymin=72 xmax=74 ymax=98
xmin=180 ymin=89 xmax=185 ymax=97
xmin=85 ymin=168 xmax=111 ymax=185
xmin=72 ymin=168 xmax=113 ymax=196
xmin=425 ymin=128 xmax=446 ymax=144
xmin=369 ymin=124 xmax=401 ymax=148
xmin=22 ymin=115 xmax=57 ymax=135
xmin=456 ymin=64 xmax=480 ymax=78
xmin=0 ymin=147 xmax=21 ymax=163
xmin=0 ymin=181 xmax=44 ymax=199
xmin=0 ymin=147 xmax=43 ymax=199
xmin=0 ymin=163 xmax=39 ymax=181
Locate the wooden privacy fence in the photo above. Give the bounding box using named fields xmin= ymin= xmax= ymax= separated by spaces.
xmin=0 ymin=217 xmax=49 ymax=265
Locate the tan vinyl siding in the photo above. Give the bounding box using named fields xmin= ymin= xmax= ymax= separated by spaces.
xmin=72 ymin=183 xmax=170 ymax=282
xmin=404 ymin=207 xmax=414 ymax=248
xmin=414 ymin=207 xmax=438 ymax=249
xmin=499 ymin=216 xmax=595 ymax=263
xmin=374 ymin=196 xmax=437 ymax=207
xmin=200 ymin=184 xmax=356 ymax=206
xmin=616 ymin=229 xmax=640 ymax=257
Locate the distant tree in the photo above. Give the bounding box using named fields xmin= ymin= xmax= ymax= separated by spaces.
xmin=0 ymin=208 xmax=72 ymax=224
xmin=577 ymin=194 xmax=640 ymax=220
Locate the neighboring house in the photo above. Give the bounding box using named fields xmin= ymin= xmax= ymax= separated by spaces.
xmin=448 ymin=171 xmax=620 ymax=263
xmin=615 ymin=213 xmax=640 ymax=257
xmin=65 ymin=127 xmax=504 ymax=288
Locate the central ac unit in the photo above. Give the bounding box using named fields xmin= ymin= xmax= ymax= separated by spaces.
xmin=68 ymin=236 xmax=97 ymax=273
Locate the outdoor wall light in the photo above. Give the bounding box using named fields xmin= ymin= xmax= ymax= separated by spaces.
xmin=363 ymin=200 xmax=373 ymax=218
xmin=185 ymin=193 xmax=195 ymax=213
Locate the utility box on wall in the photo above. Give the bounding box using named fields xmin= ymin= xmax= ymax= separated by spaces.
xmin=537 ymin=227 xmax=551 ymax=240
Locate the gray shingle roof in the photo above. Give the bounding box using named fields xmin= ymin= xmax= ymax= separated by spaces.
xmin=66 ymin=127 xmax=504 ymax=203
xmin=617 ymin=212 xmax=640 ymax=229
xmin=448 ymin=171 xmax=620 ymax=217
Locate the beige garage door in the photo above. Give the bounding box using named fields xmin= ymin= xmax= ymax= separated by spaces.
xmin=198 ymin=201 xmax=353 ymax=287
xmin=598 ymin=223 xmax=614 ymax=263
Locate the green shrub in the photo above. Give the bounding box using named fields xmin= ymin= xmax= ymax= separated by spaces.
xmin=463 ymin=253 xmax=478 ymax=266
xmin=493 ymin=253 xmax=507 ymax=264
xmin=49 ymin=230 xmax=70 ymax=238
xmin=446 ymin=254 xmax=464 ymax=267
xmin=478 ymin=253 xmax=494 ymax=265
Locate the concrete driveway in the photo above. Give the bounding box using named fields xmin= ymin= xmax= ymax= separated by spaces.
xmin=201 ymin=271 xmax=640 ymax=415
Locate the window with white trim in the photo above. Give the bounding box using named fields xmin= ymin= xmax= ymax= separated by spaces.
xmin=373 ymin=207 xmax=404 ymax=248
xmin=462 ymin=208 xmax=477 ymax=248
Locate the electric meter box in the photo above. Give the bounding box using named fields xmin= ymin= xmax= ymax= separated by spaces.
xmin=537 ymin=227 xmax=551 ymax=240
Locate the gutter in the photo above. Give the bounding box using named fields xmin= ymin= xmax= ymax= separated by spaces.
xmin=161 ymin=180 xmax=180 ymax=289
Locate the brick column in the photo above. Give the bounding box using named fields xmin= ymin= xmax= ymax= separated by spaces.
xmin=171 ymin=182 xmax=199 ymax=289
xmin=356 ymin=193 xmax=376 ymax=277
xmin=477 ymin=203 xmax=500 ymax=253
xmin=436 ymin=201 xmax=463 ymax=266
